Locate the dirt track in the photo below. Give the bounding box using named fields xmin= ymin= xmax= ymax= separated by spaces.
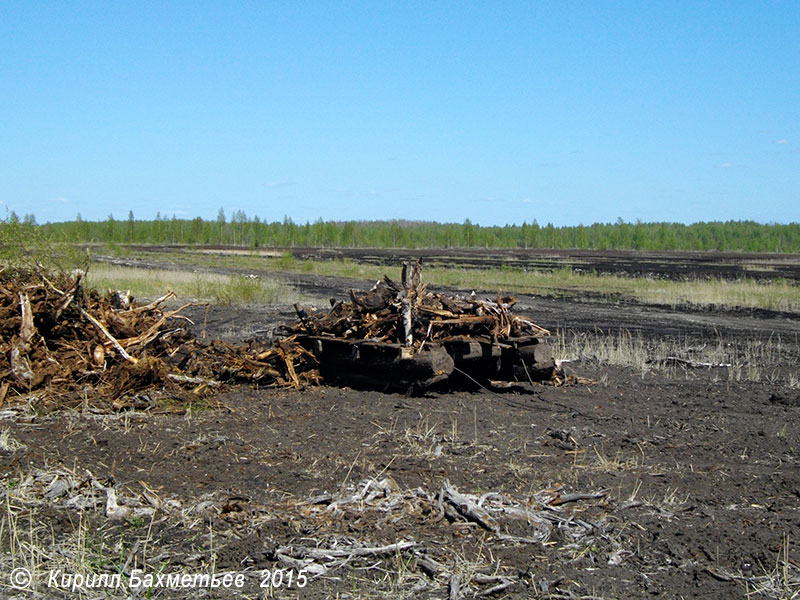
xmin=2 ymin=267 xmax=799 ymax=599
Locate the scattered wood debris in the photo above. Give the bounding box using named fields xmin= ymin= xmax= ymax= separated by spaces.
xmin=233 ymin=477 xmax=610 ymax=595
xmin=3 ymin=465 xmax=613 ymax=597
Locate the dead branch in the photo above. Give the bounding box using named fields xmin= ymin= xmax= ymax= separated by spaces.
xmin=79 ymin=307 xmax=138 ymax=364
xmin=282 ymin=540 xmax=416 ymax=561
xmin=124 ymin=291 xmax=177 ymax=314
xmin=18 ymin=292 xmax=34 ymax=344
xmin=440 ymin=480 xmax=499 ymax=532
xmin=166 ymin=373 xmax=222 ymax=387
xmin=449 ymin=574 xmax=461 ymax=600
xmin=476 ymin=578 xmax=515 ymax=596
xmin=664 ymin=356 xmax=732 ymax=368
xmin=548 ymin=490 xmax=608 ymax=506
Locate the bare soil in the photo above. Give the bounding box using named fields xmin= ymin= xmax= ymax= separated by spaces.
xmin=2 ymin=268 xmax=799 ymax=599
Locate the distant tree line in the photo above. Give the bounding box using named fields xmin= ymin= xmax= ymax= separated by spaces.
xmin=9 ymin=209 xmax=800 ymax=252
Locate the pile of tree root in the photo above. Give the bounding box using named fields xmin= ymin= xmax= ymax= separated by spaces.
xmin=1 ymin=261 xmax=560 ymax=409
xmin=291 ymin=258 xmax=550 ymax=344
xmin=0 ymin=267 xmax=318 ymax=409
xmin=290 ymin=259 xmax=559 ymax=392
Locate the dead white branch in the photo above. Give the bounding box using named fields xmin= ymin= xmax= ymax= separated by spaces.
xmin=664 ymin=356 xmax=732 ymax=368
xmin=440 ymin=480 xmax=499 ymax=532
xmin=79 ymin=307 xmax=138 ymax=364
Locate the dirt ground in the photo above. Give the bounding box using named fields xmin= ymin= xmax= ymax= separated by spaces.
xmin=2 ymin=270 xmax=799 ymax=599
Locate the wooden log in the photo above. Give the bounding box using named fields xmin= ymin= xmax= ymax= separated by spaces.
xmin=297 ymin=336 xmax=454 ymax=392
xmin=511 ymin=340 xmax=555 ymax=380
xmin=443 ymin=339 xmax=503 ymax=384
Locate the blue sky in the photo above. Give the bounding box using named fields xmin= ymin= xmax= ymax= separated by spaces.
xmin=1 ymin=1 xmax=798 ymax=226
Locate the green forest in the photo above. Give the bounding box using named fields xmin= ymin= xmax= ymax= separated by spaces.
xmin=7 ymin=210 xmax=800 ymax=252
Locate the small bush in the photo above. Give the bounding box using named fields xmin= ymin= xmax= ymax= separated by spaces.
xmin=0 ymin=216 xmax=90 ymax=273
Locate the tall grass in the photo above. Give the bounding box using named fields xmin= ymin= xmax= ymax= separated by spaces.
xmin=185 ymin=251 xmax=800 ymax=312
xmin=86 ymin=265 xmax=297 ymax=305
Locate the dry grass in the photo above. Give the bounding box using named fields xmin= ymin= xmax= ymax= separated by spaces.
xmin=634 ymin=277 xmax=800 ymax=312
xmin=0 ymin=465 xmax=226 ymax=598
xmin=703 ymin=533 xmax=800 ymax=599
xmin=552 ymin=328 xmax=800 ymax=386
xmin=0 ymin=429 xmax=24 ymax=453
xmin=397 ymin=414 xmax=461 ymax=460
xmin=86 ymin=264 xmax=298 ymax=305
xmin=745 ymin=534 xmax=800 ymax=600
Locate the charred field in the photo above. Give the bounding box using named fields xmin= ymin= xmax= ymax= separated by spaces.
xmin=1 ymin=249 xmax=799 ymax=599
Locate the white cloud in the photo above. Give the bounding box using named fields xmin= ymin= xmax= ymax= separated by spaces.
xmin=48 ymin=196 xmax=71 ymax=203
xmin=718 ymin=162 xmax=735 ymax=168
xmin=775 ymin=139 xmax=789 ymax=145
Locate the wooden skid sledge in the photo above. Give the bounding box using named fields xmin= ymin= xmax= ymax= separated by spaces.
xmin=297 ymin=334 xmax=555 ymax=393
